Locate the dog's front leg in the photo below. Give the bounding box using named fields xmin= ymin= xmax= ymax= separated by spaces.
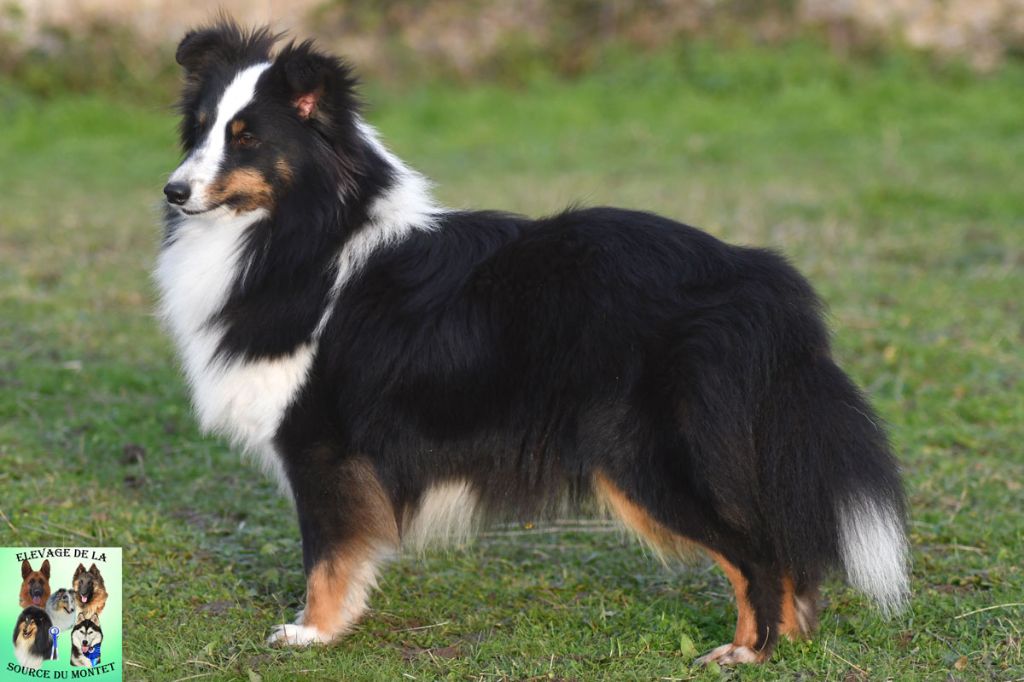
xmin=268 ymin=455 xmax=399 ymax=646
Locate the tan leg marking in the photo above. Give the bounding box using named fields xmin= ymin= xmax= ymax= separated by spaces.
xmin=707 ymin=551 xmax=759 ymax=649
xmin=780 ymin=577 xmax=818 ymax=639
xmin=591 ymin=472 xmax=769 ymax=665
xmin=592 ymin=472 xmax=696 ymax=561
xmin=780 ymin=575 xmax=800 ymax=638
xmin=698 ymin=548 xmax=771 ymax=664
xmin=269 ymin=458 xmax=399 ymax=646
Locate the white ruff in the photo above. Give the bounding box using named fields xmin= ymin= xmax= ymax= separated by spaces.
xmin=157 ymin=113 xmax=442 ymax=497
xmin=154 ymin=208 xmax=305 ymax=496
xmin=14 ymin=639 xmax=42 ymax=670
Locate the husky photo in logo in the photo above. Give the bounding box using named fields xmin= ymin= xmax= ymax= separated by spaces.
xmin=70 ymin=618 xmax=102 ymax=667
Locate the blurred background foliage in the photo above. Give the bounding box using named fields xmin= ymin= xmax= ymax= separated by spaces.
xmin=2 ymin=0 xmax=1024 ymax=101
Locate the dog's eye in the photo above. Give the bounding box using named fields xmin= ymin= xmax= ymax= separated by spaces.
xmin=235 ymin=132 xmax=257 ymax=147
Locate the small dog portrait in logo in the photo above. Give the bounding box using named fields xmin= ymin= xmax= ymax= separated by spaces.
xmin=12 ymin=606 xmax=56 ymax=669
xmin=45 ymin=587 xmax=78 ymax=632
xmin=19 ymin=559 xmax=51 ymax=609
xmin=69 ymin=618 xmax=103 ymax=667
xmin=72 ymin=563 xmax=107 ymax=623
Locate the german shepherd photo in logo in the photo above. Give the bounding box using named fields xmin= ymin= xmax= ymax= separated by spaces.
xmin=18 ymin=560 xmax=51 ymax=609
xmin=69 ymin=618 xmax=102 ymax=667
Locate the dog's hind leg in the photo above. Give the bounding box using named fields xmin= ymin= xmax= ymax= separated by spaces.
xmin=693 ymin=552 xmax=785 ymax=665
xmin=593 ymin=471 xmax=788 ymax=665
xmin=779 ymin=574 xmax=820 ymax=641
xmin=268 ymin=454 xmax=399 ymax=646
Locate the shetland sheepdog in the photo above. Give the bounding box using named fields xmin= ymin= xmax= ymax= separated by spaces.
xmin=155 ymin=21 xmax=909 ymax=665
xmin=69 ymin=619 xmax=102 ymax=668
xmin=45 ymin=588 xmax=78 ymax=633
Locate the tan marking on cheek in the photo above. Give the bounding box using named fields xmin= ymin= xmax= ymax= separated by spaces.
xmin=275 ymin=158 xmax=294 ymax=185
xmin=209 ymin=168 xmax=274 ymax=211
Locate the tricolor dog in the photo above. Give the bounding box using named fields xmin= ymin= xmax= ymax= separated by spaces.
xmin=155 ymin=21 xmax=909 ymax=665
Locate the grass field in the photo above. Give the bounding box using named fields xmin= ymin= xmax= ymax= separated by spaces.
xmin=1 ymin=43 xmax=1022 ymax=680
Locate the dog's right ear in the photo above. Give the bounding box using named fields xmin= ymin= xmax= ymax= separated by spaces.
xmin=175 ymin=22 xmax=278 ymax=76
xmin=21 ymin=560 xmax=31 ymax=580
xmin=175 ymin=28 xmax=226 ymax=74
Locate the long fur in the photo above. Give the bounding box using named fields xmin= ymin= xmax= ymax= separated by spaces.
xmin=12 ymin=607 xmax=53 ymax=670
xmin=72 ymin=563 xmax=108 ymax=623
xmin=45 ymin=588 xmax=78 ymax=633
xmin=157 ymin=20 xmax=909 ymax=662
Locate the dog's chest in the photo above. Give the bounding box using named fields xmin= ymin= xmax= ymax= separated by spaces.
xmin=154 ymin=214 xmax=312 ymax=490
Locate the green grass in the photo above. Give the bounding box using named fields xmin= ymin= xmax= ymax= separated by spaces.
xmin=2 ymin=43 xmax=1022 ymax=680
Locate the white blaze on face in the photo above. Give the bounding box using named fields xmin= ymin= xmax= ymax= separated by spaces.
xmin=169 ymin=61 xmax=271 ymax=213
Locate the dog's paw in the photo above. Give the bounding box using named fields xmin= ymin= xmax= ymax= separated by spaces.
xmin=266 ymin=623 xmax=330 ymax=647
xmin=695 ymin=643 xmax=762 ymax=666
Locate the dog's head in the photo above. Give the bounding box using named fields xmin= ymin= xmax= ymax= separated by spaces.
xmin=20 ymin=559 xmax=50 ymax=607
xmin=164 ymin=19 xmax=370 ymax=219
xmin=72 ymin=563 xmax=104 ymax=607
xmin=71 ymin=618 xmax=102 ymax=654
xmin=48 ymin=588 xmax=77 ymax=615
xmin=14 ymin=606 xmax=48 ymax=643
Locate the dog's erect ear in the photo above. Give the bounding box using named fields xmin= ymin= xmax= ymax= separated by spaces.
xmin=40 ymin=560 xmax=50 ymax=579
xmin=22 ymin=560 xmax=31 ymax=580
xmin=176 ymin=27 xmax=226 ymax=74
xmin=73 ymin=563 xmax=86 ymax=579
xmin=88 ymin=564 xmax=100 ymax=577
xmin=176 ymin=22 xmax=277 ymax=76
xmin=273 ymin=40 xmax=359 ymax=123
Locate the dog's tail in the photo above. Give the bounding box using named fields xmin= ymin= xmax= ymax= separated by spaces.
xmin=836 ymin=487 xmax=910 ymax=614
xmin=759 ymin=354 xmax=910 ymax=614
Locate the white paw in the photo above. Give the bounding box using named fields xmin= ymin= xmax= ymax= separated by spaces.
xmin=266 ymin=623 xmax=330 ymax=646
xmin=695 ymin=643 xmax=760 ymax=666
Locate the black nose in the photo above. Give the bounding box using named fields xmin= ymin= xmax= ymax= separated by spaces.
xmin=163 ymin=181 xmax=191 ymax=205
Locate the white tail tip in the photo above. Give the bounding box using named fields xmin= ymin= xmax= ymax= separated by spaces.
xmin=837 ymin=495 xmax=910 ymax=615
